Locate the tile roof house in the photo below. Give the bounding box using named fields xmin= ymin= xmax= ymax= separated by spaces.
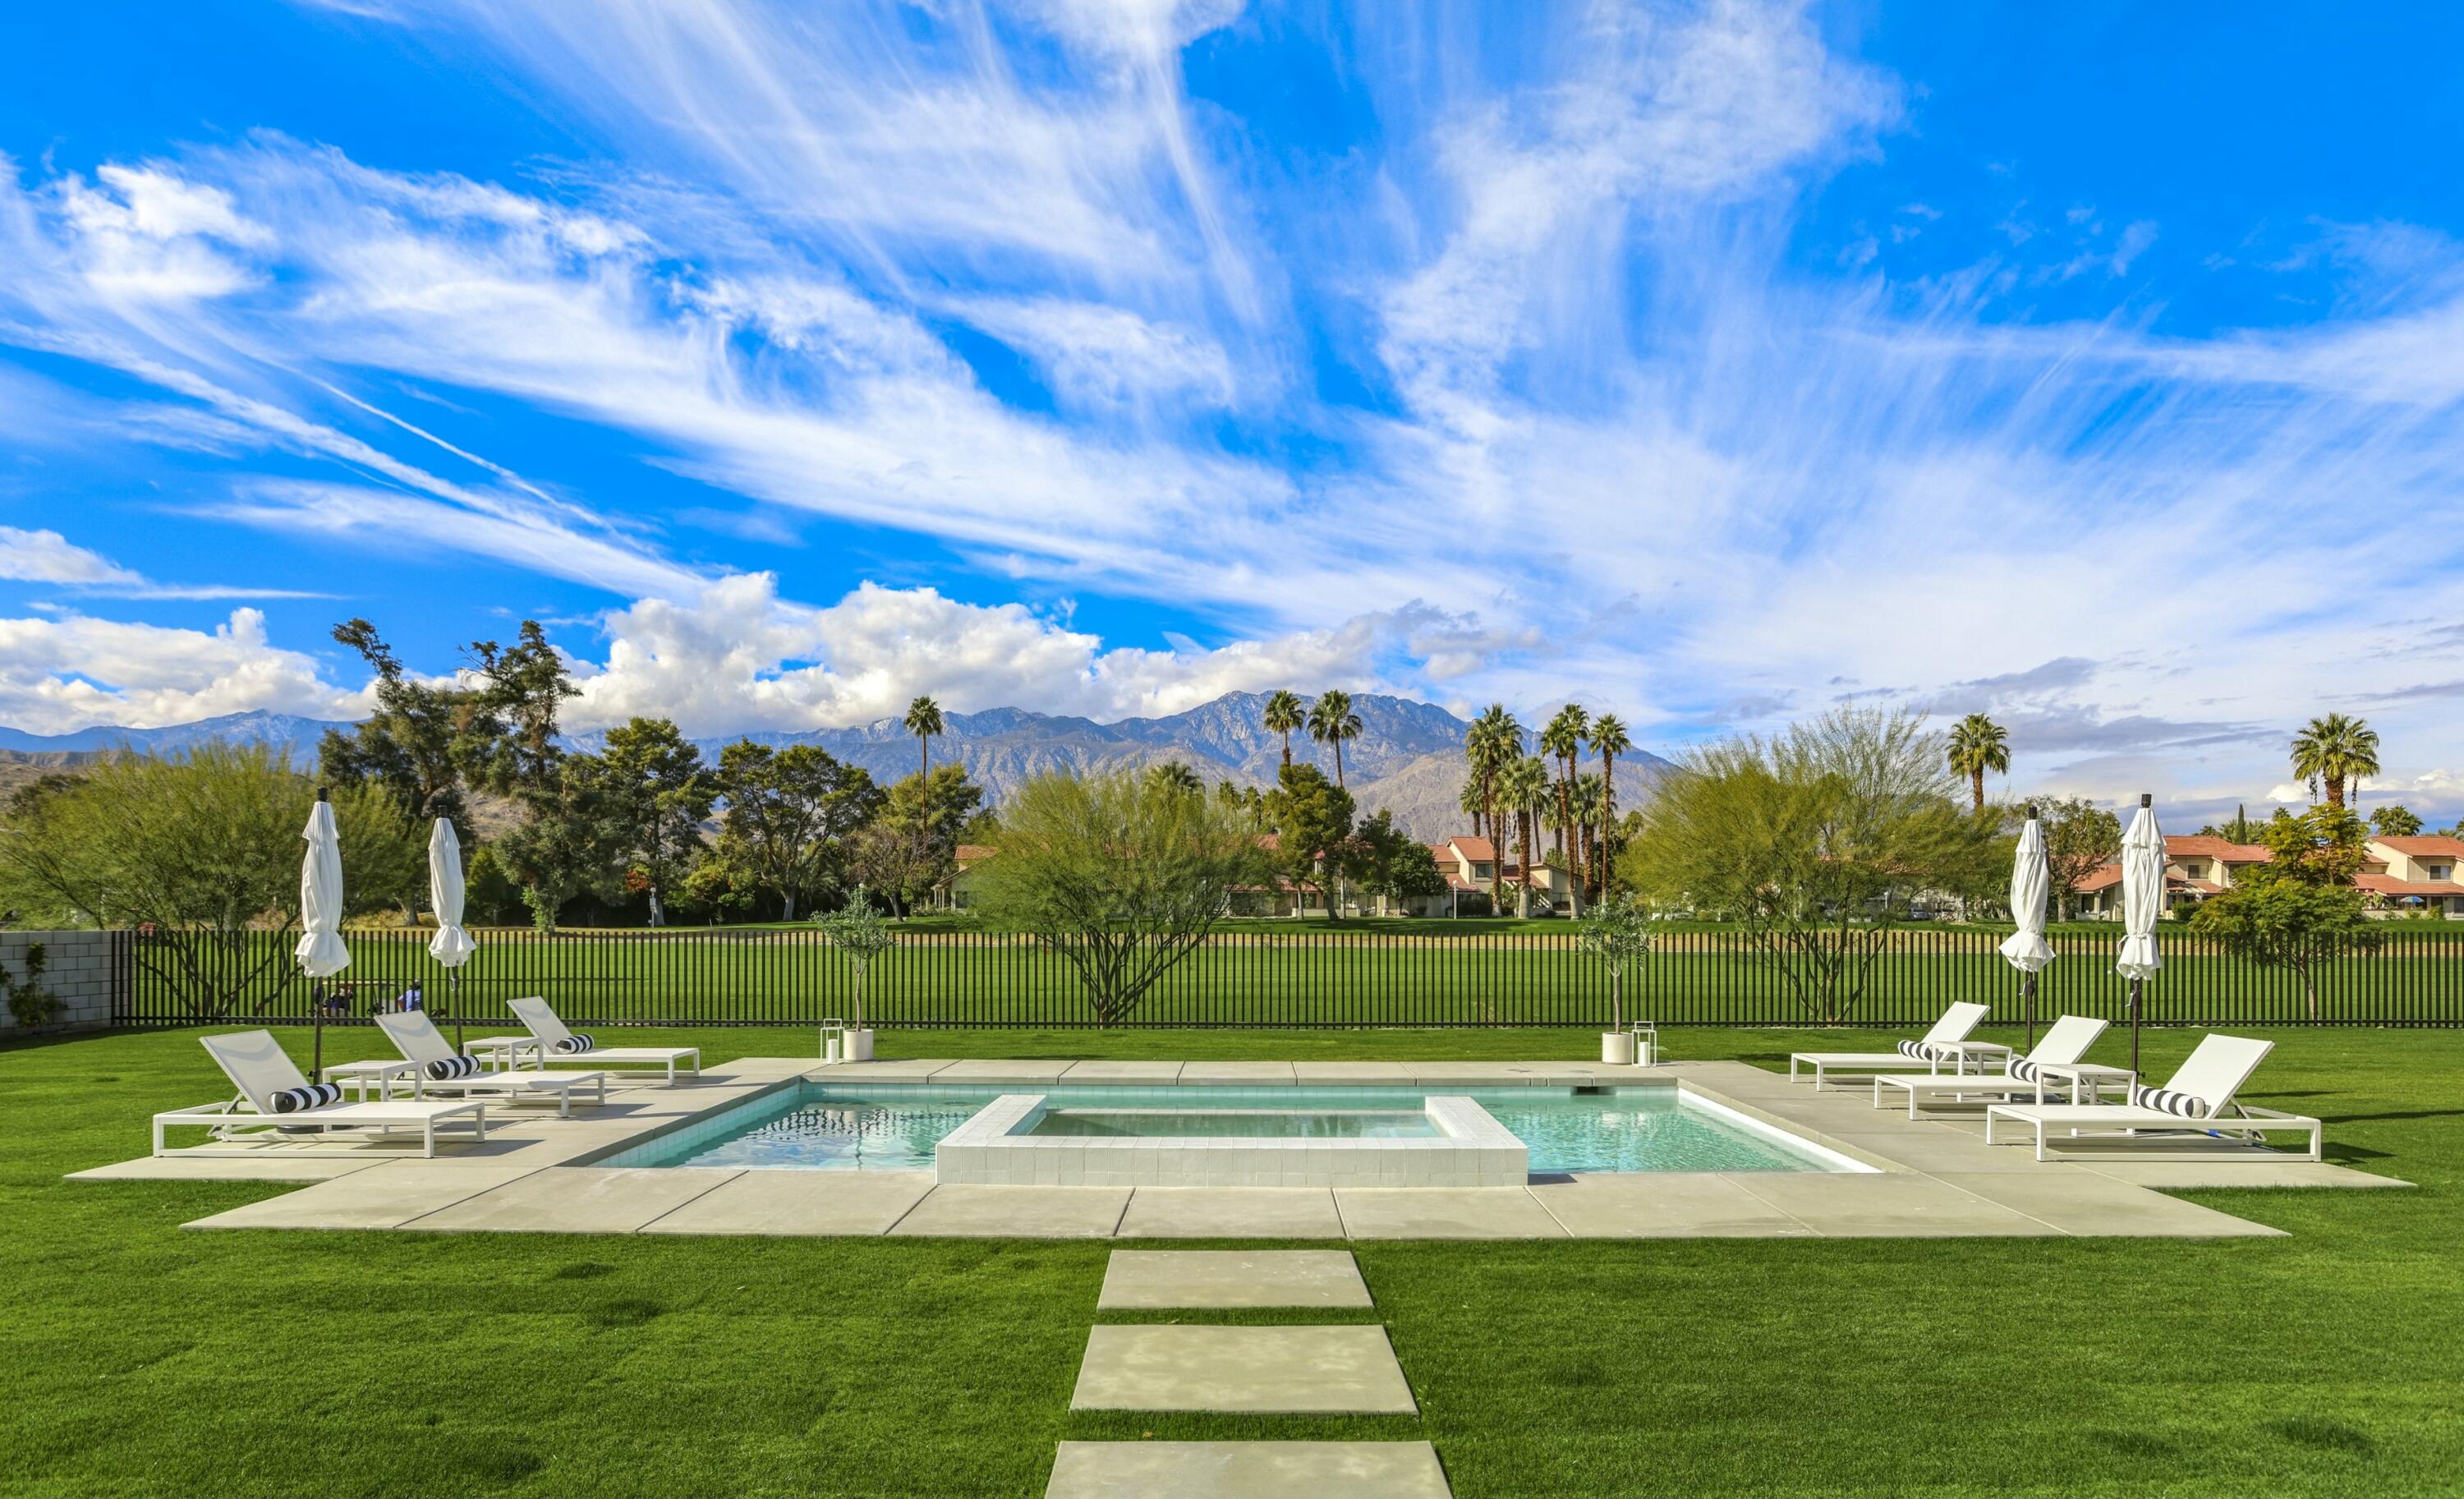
xmin=2072 ymin=831 xmax=2462 ymax=918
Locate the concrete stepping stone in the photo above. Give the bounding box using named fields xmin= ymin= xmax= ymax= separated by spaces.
xmin=1118 ymin=1188 xmax=1345 ymax=1239
xmin=1047 ymin=1440 xmax=1448 ymax=1498
xmin=1070 ymin=1325 xmax=1415 ymax=1414
xmin=1099 ymin=1249 xmax=1371 ymax=1309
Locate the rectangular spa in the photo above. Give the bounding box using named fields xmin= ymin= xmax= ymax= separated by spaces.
xmin=933 ymin=1093 xmax=1527 ymax=1186
xmin=601 ymin=1081 xmax=1876 ymax=1179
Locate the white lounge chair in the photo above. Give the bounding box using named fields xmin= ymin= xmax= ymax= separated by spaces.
xmin=153 ymin=1030 xmax=487 ymax=1158
xmin=468 ymin=996 xmax=701 ymax=1085
xmin=1986 ymin=1034 xmax=2323 ymax=1161
xmin=1788 ymin=1002 xmax=1992 ymax=1088
xmin=374 ymin=1012 xmax=610 ymax=1117
xmin=1868 ymin=1015 xmax=2111 ymax=1118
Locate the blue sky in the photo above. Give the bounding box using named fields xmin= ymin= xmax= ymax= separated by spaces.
xmin=2 ymin=1 xmax=2462 ymax=823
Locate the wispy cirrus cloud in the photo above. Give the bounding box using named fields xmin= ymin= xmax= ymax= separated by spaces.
xmin=0 ymin=0 xmax=2462 ymax=820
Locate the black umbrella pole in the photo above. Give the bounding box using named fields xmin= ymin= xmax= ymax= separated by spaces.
xmin=2024 ymin=975 xmax=2038 ymax=1051
xmin=453 ymin=973 xmax=464 ymax=1051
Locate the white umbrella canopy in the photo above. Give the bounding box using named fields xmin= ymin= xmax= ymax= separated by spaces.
xmin=2000 ymin=810 xmax=2055 ymax=1047
xmin=1999 ymin=814 xmax=2055 ymax=974
xmin=2116 ymin=796 xmax=2165 ymax=1073
xmin=2116 ymin=801 xmax=2166 ymax=981
xmin=426 ymin=819 xmax=476 ymax=969
xmin=297 ymin=793 xmax=350 ymax=1078
xmin=296 ymin=797 xmax=351 ymax=979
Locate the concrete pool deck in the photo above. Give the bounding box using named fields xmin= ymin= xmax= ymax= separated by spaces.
xmin=71 ymin=1057 xmax=2405 ymax=1240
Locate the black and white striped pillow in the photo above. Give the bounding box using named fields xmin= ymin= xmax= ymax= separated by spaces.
xmin=425 ymin=1055 xmax=482 ymax=1081
xmin=554 ymin=1033 xmax=595 ymax=1055
xmin=2131 ymin=1083 xmax=2209 ymax=1119
xmin=268 ymin=1083 xmax=342 ymax=1114
xmin=1896 ymin=1039 xmax=1941 ymax=1062
xmin=2007 ymin=1056 xmax=2041 ymax=1083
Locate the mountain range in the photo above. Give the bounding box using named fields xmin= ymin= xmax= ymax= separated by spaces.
xmin=0 ymin=693 xmax=1676 ymax=838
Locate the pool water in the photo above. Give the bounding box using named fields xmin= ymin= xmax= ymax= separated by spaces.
xmin=623 ymin=1084 xmax=1854 ymax=1175
xmin=1028 ymin=1109 xmax=1439 ymax=1139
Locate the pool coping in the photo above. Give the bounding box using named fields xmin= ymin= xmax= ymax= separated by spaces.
xmin=82 ymin=1057 xmax=2404 ymax=1240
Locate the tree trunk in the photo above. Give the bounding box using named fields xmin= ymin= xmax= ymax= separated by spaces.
xmin=1971 ymin=770 xmax=1984 ymax=812
xmin=781 ymin=891 xmax=798 ymax=922
xmin=1333 ymin=740 xmax=1345 ymax=789
xmin=2325 ymin=775 xmax=2344 ymax=809
xmin=648 ymin=887 xmax=665 ymax=927
xmin=1280 ymin=734 xmax=1291 ymax=770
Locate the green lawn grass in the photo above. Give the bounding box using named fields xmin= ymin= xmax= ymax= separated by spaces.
xmin=2 ymin=1023 xmax=2459 ymax=1497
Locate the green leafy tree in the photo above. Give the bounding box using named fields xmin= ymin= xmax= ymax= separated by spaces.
xmin=845 ymin=821 xmax=949 ymax=918
xmin=970 ymin=771 xmax=1269 ymax=1026
xmin=316 ymin=618 xmax=491 ymax=836
xmin=1262 ymin=690 xmax=1304 ymax=771
xmin=1571 ymin=770 xmax=1607 ymax=899
xmin=491 ymin=761 xmax=627 ymax=932
xmin=2037 ymin=794 xmax=2122 ymax=922
xmin=1946 ymin=713 xmax=2011 ymax=812
xmin=1541 ymin=704 xmax=1588 ymax=865
xmin=713 ymin=742 xmax=881 ymax=920
xmin=1575 ymin=894 xmax=1655 ymax=1032
xmin=0 ymin=743 xmax=421 ymax=1018
xmin=1307 ymin=689 xmax=1363 ymax=789
xmin=2369 ymin=804 xmax=2425 ymax=838
xmin=1263 ymin=763 xmax=1355 ymax=920
xmin=2291 ymin=713 xmax=2379 ymax=808
xmin=1347 ymin=808 xmax=1444 ymax=910
xmin=2 ymin=941 xmax=62 ymax=1029
xmin=462 ymin=843 xmax=526 ymax=926
xmin=462 ymin=621 xmax=577 ymax=798
xmin=594 ymin=717 xmax=714 ymax=927
xmin=678 ymin=847 xmax=760 ymax=923
xmin=885 ymin=764 xmax=986 ymax=845
xmin=811 ymin=883 xmax=899 ymax=1032
xmin=2200 ymin=804 xmax=2259 ymax=844
xmin=1626 ymin=709 xmax=2002 ymax=1022
xmin=2190 ymin=803 xmax=2383 ymax=1018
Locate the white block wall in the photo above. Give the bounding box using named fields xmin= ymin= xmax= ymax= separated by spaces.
xmin=0 ymin=931 xmax=120 ymax=1038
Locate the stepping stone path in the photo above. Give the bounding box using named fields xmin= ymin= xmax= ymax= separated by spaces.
xmin=1098 ymin=1249 xmax=1372 ymax=1310
xmin=1050 ymin=1248 xmax=1450 ymax=1499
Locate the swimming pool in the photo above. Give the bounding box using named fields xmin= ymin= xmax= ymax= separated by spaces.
xmin=607 ymin=1083 xmax=1865 ymax=1175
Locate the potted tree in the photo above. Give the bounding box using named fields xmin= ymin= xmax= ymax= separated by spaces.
xmin=1575 ymin=896 xmax=1655 ymax=1064
xmin=811 ymin=885 xmax=897 ymax=1061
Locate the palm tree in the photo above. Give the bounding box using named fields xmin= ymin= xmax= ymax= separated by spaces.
xmin=1147 ymin=760 xmax=1202 ymax=795
xmin=907 ymin=700 xmax=941 ymax=789
xmin=1262 ymin=690 xmax=1304 ymax=771
xmin=1457 ymin=776 xmax=1487 ymax=839
xmin=1571 ymin=772 xmax=1606 ymax=897
xmin=2291 ymin=714 xmax=2380 ymax=809
xmin=1588 ymin=712 xmax=1633 ymax=884
xmin=1465 ymin=706 xmax=1521 ymax=911
xmin=1946 ymin=713 xmax=2010 ymax=812
xmin=1501 ymin=755 xmax=1551 ymax=917
xmin=1308 ymin=689 xmax=1363 ymax=789
xmin=1540 ymin=704 xmax=1588 ymax=865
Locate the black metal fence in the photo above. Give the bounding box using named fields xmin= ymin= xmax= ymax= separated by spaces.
xmin=113 ymin=924 xmax=2464 ymax=1030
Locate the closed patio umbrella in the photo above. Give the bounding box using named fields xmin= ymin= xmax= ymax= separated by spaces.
xmin=426 ymin=818 xmax=477 ymax=1049
xmin=2115 ymin=793 xmax=2164 ymax=1076
xmin=1999 ymin=803 xmax=2055 ymax=1050
xmin=296 ymin=788 xmax=352 ymax=1078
